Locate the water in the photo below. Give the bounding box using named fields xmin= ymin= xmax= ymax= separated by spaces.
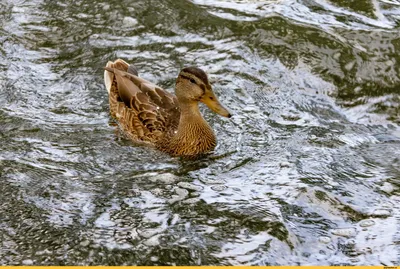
xmin=1 ymin=0 xmax=400 ymax=265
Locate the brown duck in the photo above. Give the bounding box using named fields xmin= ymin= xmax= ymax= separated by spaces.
xmin=104 ymin=59 xmax=231 ymax=157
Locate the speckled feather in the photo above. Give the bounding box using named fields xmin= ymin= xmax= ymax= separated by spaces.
xmin=104 ymin=59 xmax=228 ymax=157
xmin=105 ymin=60 xmax=180 ymax=144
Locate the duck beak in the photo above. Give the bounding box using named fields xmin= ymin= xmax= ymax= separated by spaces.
xmin=200 ymin=87 xmax=231 ymax=118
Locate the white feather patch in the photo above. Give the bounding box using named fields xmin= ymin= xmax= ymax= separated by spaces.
xmin=104 ymin=61 xmax=114 ymax=95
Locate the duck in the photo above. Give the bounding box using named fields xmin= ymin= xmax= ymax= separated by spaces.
xmin=104 ymin=59 xmax=231 ymax=157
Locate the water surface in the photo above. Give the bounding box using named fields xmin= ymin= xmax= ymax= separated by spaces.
xmin=1 ymin=0 xmax=400 ymax=265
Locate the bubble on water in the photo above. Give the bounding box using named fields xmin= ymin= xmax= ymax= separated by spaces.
xmin=168 ymin=188 xmax=189 ymax=204
xmin=371 ymin=209 xmax=392 ymax=217
xmin=175 ymin=188 xmax=189 ymax=197
xmin=143 ymin=235 xmax=160 ymax=247
xmin=380 ymin=182 xmax=395 ymax=194
xmin=279 ymin=161 xmax=291 ymax=168
xmin=190 ymin=192 xmax=200 ymax=197
xmin=346 ymin=239 xmax=356 ymax=247
xmin=385 ymin=60 xmax=394 ymax=66
xmin=254 ymin=179 xmax=265 ymax=185
xmin=22 ymin=259 xmax=33 ymax=265
xmin=80 ymin=240 xmax=90 ymax=247
xmin=122 ymin=17 xmax=138 ymax=28
xmin=318 ymin=236 xmax=331 ymax=244
xmin=211 ymin=185 xmax=227 ymax=192
xmin=344 ymin=61 xmax=356 ymax=71
xmin=333 ymin=52 xmax=341 ymax=60
xmin=150 ymin=173 xmax=179 ymax=184
xmin=331 ymin=228 xmax=357 ymax=238
xmin=182 ymin=198 xmax=201 ymax=204
xmin=359 ymin=219 xmax=375 ymax=227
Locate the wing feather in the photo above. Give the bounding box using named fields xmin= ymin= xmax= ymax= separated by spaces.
xmin=104 ymin=60 xmax=180 ymax=142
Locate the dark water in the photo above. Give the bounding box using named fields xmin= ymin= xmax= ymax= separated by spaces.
xmin=1 ymin=0 xmax=400 ymax=265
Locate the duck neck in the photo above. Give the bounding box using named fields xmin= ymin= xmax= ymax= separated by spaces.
xmin=177 ymin=101 xmax=209 ymax=133
xmin=170 ymin=101 xmax=216 ymax=155
xmin=179 ymin=101 xmax=203 ymax=121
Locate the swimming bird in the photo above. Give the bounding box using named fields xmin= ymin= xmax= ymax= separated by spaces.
xmin=104 ymin=59 xmax=231 ymax=157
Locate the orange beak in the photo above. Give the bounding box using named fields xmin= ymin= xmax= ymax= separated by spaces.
xmin=200 ymin=86 xmax=231 ymax=118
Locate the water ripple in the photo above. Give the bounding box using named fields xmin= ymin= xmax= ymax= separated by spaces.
xmin=1 ymin=0 xmax=400 ymax=266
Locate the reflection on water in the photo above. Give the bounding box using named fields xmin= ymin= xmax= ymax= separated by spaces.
xmin=1 ymin=0 xmax=400 ymax=265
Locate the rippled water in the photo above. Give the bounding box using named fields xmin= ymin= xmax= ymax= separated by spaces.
xmin=1 ymin=0 xmax=400 ymax=265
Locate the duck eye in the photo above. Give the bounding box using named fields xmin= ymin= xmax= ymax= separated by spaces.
xmin=189 ymin=78 xmax=196 ymax=84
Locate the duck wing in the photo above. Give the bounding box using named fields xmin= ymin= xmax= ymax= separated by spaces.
xmin=104 ymin=59 xmax=180 ymax=142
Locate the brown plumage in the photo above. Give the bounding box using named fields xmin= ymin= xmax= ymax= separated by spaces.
xmin=104 ymin=59 xmax=231 ymax=157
